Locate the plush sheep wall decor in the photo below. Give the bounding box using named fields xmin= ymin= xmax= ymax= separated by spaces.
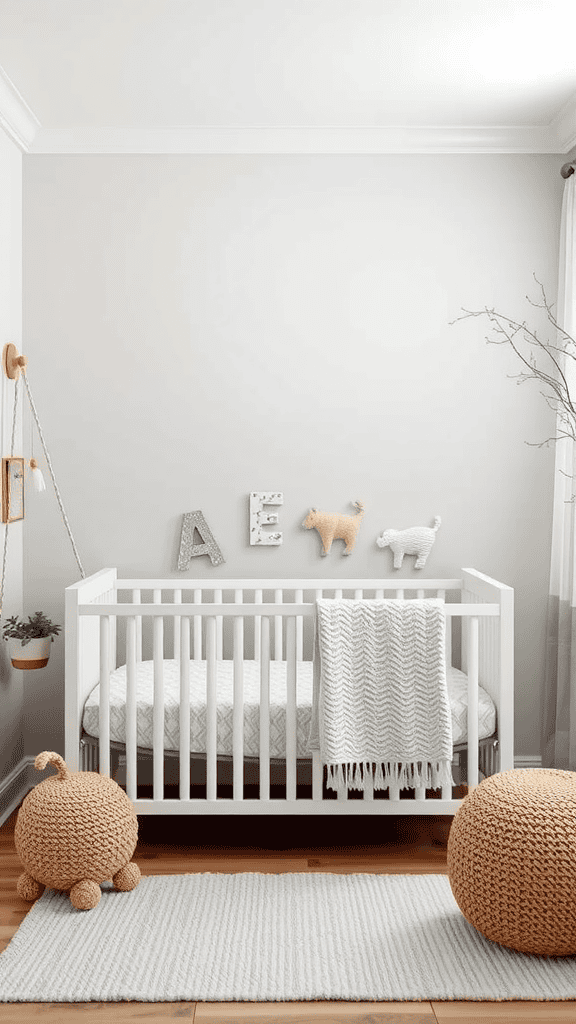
xmin=302 ymin=501 xmax=365 ymax=556
xmin=376 ymin=516 xmax=441 ymax=569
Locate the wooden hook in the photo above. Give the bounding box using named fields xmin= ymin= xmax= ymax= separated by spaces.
xmin=2 ymin=344 xmax=27 ymax=380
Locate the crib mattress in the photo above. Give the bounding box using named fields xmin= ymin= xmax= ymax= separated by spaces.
xmin=82 ymin=659 xmax=496 ymax=759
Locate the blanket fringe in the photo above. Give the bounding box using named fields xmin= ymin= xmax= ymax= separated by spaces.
xmin=325 ymin=759 xmax=454 ymax=793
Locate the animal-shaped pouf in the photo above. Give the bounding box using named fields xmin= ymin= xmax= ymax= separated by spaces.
xmin=377 ymin=516 xmax=441 ymax=569
xmin=15 ymin=751 xmax=140 ymax=911
xmin=302 ymin=500 xmax=365 ymax=556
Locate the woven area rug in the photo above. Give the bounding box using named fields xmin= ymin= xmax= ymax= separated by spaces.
xmin=1 ymin=872 xmax=576 ymax=1003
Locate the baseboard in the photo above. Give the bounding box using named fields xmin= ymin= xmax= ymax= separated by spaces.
xmin=0 ymin=752 xmax=544 ymax=828
xmin=0 ymin=756 xmax=56 ymax=826
xmin=0 ymin=757 xmax=33 ymax=826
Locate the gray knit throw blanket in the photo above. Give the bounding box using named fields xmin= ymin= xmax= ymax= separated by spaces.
xmin=308 ymin=598 xmax=455 ymax=792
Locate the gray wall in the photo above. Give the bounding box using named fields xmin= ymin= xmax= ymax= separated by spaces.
xmin=0 ymin=127 xmax=24 ymax=784
xmin=22 ymin=153 xmax=564 ymax=759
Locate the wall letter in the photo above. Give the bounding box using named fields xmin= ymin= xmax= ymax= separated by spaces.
xmin=177 ymin=510 xmax=225 ymax=568
xmin=249 ymin=491 xmax=283 ymax=545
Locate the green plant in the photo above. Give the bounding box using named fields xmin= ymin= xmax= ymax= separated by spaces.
xmin=2 ymin=612 xmax=61 ymax=646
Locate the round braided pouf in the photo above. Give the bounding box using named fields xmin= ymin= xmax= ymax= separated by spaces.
xmin=15 ymin=751 xmax=140 ymax=911
xmin=447 ymin=769 xmax=576 ymax=955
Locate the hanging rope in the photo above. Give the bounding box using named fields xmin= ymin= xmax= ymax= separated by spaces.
xmin=21 ymin=370 xmax=86 ymax=580
xmin=0 ymin=376 xmax=21 ymax=618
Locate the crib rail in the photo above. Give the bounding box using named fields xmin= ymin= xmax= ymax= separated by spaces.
xmin=65 ymin=570 xmax=513 ymax=816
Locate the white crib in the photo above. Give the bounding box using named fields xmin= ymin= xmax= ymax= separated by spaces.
xmin=64 ymin=568 xmax=514 ymax=817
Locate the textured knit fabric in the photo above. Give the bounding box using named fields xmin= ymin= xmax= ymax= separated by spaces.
xmin=14 ymin=752 xmax=139 ymax=910
xmin=3 ymin=872 xmax=576 ymax=1002
xmin=447 ymin=768 xmax=576 ymax=955
xmin=309 ymin=598 xmax=454 ymax=791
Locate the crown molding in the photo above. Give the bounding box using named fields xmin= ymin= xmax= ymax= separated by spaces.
xmin=0 ymin=65 xmax=40 ymax=152
xmin=549 ymin=92 xmax=576 ymax=154
xmin=27 ymin=122 xmax=562 ymax=155
xmin=0 ymin=52 xmax=573 ymax=157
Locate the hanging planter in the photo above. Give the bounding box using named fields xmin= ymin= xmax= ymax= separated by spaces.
xmin=7 ymin=636 xmax=52 ymax=669
xmin=2 ymin=612 xmax=61 ymax=670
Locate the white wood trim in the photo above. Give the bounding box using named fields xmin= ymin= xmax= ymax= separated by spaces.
xmin=26 ymin=123 xmax=564 ymax=155
xmin=126 ymin=616 xmax=137 ymax=802
xmin=129 ymin=798 xmax=466 ymax=815
xmin=179 ymin=618 xmax=191 ymax=800
xmin=77 ymin=601 xmax=499 ymax=617
xmin=550 ymin=92 xmax=576 ymax=154
xmin=98 ymin=616 xmax=111 ymax=778
xmin=115 ymin=577 xmax=463 ymax=590
xmin=466 ymin=616 xmax=479 ymax=791
xmin=259 ymin=617 xmax=271 ymax=801
xmin=0 ymin=64 xmax=40 ymax=151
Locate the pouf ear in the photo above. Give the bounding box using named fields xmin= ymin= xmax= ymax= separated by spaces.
xmin=448 ymin=769 xmax=576 ymax=956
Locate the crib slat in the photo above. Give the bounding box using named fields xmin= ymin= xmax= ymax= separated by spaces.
xmin=179 ymin=617 xmax=191 ymax=799
xmin=312 ymin=750 xmax=323 ymax=802
xmin=173 ymin=589 xmax=182 ymax=661
xmin=193 ymin=589 xmax=202 ymax=660
xmin=126 ymin=616 xmax=137 ymax=802
xmin=233 ymin=590 xmax=244 ymax=800
xmin=206 ymin=616 xmax=217 ymax=801
xmin=99 ymin=616 xmax=111 ymax=778
xmin=295 ymin=589 xmax=303 ymax=661
xmin=259 ymin=616 xmax=271 ymax=801
xmin=285 ymin=616 xmax=297 ymax=801
xmin=363 ymin=771 xmax=374 ymax=801
xmin=215 ymin=589 xmax=223 ymax=659
xmin=467 ymin=616 xmax=480 ymax=791
xmin=254 ymin=589 xmax=263 ymax=661
xmin=153 ymin=590 xmax=164 ymax=800
xmin=275 ymin=589 xmax=283 ymax=660
xmin=132 ymin=589 xmax=142 ymax=663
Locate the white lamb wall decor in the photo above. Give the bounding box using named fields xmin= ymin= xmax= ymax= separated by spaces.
xmin=302 ymin=501 xmax=365 ymax=556
xmin=376 ymin=516 xmax=441 ymax=569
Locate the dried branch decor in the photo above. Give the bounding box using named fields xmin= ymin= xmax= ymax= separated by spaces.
xmin=450 ymin=276 xmax=576 ymax=449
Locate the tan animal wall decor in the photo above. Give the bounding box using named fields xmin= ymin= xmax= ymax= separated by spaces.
xmin=302 ymin=501 xmax=365 ymax=556
xmin=376 ymin=516 xmax=441 ymax=569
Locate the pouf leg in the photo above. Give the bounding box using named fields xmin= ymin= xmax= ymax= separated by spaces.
xmin=113 ymin=861 xmax=141 ymax=892
xmin=70 ymin=880 xmax=101 ymax=910
xmin=17 ymin=872 xmax=45 ymax=902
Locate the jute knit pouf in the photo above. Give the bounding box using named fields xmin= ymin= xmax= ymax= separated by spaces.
xmin=15 ymin=751 xmax=140 ymax=911
xmin=447 ymin=769 xmax=576 ymax=955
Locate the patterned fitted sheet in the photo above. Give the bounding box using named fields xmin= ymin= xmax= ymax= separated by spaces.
xmin=82 ymin=659 xmax=496 ymax=759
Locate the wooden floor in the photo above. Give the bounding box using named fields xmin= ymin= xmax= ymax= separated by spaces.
xmin=1 ymin=810 xmax=575 ymax=1023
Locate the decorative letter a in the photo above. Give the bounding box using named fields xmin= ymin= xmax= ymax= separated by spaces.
xmin=177 ymin=511 xmax=225 ymax=569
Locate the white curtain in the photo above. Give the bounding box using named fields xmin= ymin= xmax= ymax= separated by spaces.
xmin=542 ymin=171 xmax=576 ymax=769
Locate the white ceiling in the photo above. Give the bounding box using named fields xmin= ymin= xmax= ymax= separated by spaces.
xmin=0 ymin=0 xmax=576 ymax=154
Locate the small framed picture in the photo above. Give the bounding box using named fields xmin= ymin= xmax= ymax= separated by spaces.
xmin=2 ymin=457 xmax=25 ymax=523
